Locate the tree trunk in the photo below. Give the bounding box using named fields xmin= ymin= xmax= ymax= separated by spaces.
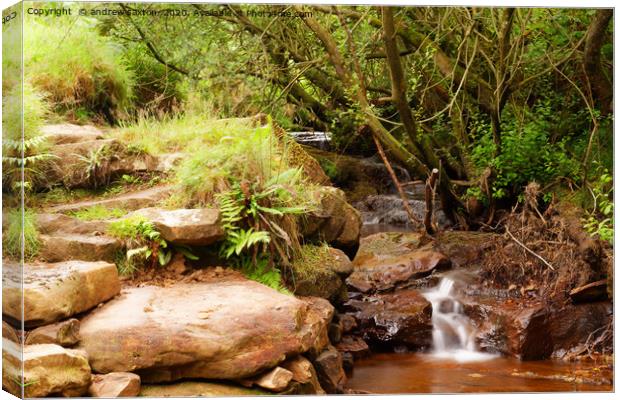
xmin=584 ymin=9 xmax=613 ymax=116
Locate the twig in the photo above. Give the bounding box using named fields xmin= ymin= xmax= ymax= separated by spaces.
xmin=424 ymin=168 xmax=439 ymax=234
xmin=505 ymin=227 xmax=555 ymax=270
xmin=371 ymin=132 xmax=422 ymax=226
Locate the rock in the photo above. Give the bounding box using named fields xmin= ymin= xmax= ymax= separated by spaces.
xmin=335 ymin=335 xmax=370 ymax=359
xmin=3 ymin=261 xmax=120 ymax=328
xmin=288 ymin=245 xmax=351 ymax=303
xmin=338 ymin=314 xmax=358 ymax=333
xmin=355 ymin=231 xmax=429 ymax=260
xmin=46 ymin=185 xmax=172 ymax=214
xmin=2 ymin=320 xmax=19 ymax=343
xmin=253 ymin=367 xmax=293 ymax=392
xmin=281 ymin=355 xmax=325 ymax=394
xmin=341 ymin=352 xmax=354 ymax=373
xmin=36 ymin=213 xmax=110 ymax=235
xmin=354 ymin=194 xmax=450 ymax=229
xmin=312 ymin=346 xmax=346 ymax=394
xmin=570 ymin=279 xmax=608 ymax=303
xmin=88 ymin=372 xmax=141 ymax=397
xmin=302 ymin=187 xmax=362 ymax=250
xmin=39 ymin=233 xmax=121 ymax=263
xmin=347 ymin=250 xmax=451 ymax=293
xmin=78 ymin=278 xmax=333 ymax=382
xmin=140 ymin=381 xmax=268 ymax=397
xmin=344 ymin=289 xmax=433 ymax=349
xmin=26 ymin=318 xmax=81 ymax=346
xmin=433 ymin=231 xmax=498 ymax=268
xmin=131 ymin=207 xmax=224 ymax=246
xmin=328 ymin=322 xmax=342 ymax=344
xmin=41 ymin=123 xmax=104 ymax=144
xmin=2 ymin=340 xmax=91 ymax=397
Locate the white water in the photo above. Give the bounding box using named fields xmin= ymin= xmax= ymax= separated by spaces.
xmin=423 ymin=276 xmax=497 ymax=362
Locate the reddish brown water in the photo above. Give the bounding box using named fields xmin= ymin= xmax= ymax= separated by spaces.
xmin=346 ymin=353 xmax=613 ymax=394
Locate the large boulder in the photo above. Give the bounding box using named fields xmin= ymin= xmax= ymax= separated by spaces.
xmin=88 ymin=372 xmax=141 ymax=398
xmin=344 ymin=289 xmax=433 ymax=349
xmin=2 ymin=340 xmax=91 ymax=398
xmin=78 ymin=277 xmax=334 ymax=382
xmin=131 ymin=207 xmax=224 ymax=246
xmin=3 ymin=261 xmax=120 ymax=328
xmin=302 ymin=187 xmax=362 ymax=250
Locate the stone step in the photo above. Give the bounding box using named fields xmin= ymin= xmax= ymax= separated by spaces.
xmin=2 ymin=260 xmax=121 ymax=328
xmin=46 ymin=185 xmax=172 ymax=214
xmin=36 ymin=213 xmax=110 ymax=235
xmin=39 ymin=233 xmax=121 ymax=263
xmin=41 ymin=123 xmax=105 ymax=145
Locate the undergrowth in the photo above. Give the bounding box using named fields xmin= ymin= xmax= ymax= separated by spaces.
xmin=69 ymin=205 xmax=127 ymax=221
xmin=2 ymin=209 xmax=40 ymax=260
xmin=24 ymin=18 xmax=134 ymax=121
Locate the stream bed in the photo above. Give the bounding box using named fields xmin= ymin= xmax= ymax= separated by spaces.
xmin=346 ymin=353 xmax=612 ymax=393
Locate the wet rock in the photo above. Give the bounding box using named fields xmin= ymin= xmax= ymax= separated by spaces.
xmin=2 ymin=320 xmax=19 ymax=343
xmin=432 ymin=231 xmax=498 ymax=268
xmin=254 ymin=367 xmax=293 ymax=392
xmin=3 ymin=260 xmax=120 ymax=328
xmin=344 ymin=289 xmax=432 ymax=349
xmin=47 ymin=185 xmax=172 ymax=214
xmin=354 ymin=194 xmax=450 ymax=229
xmin=39 ymin=233 xmax=121 ymax=263
xmin=347 ymin=250 xmax=451 ymax=293
xmin=2 ymin=340 xmax=91 ymax=398
xmin=302 ymin=186 xmax=362 ymax=250
xmin=131 ymin=207 xmax=224 ymax=246
xmin=338 ymin=314 xmax=358 ymax=333
xmin=335 ymin=335 xmax=370 ymax=359
xmin=341 ymin=352 xmax=355 ymax=373
xmin=281 ymin=355 xmax=325 ymax=395
xmin=140 ymin=381 xmax=268 ymax=397
xmin=41 ymin=123 xmax=104 ymax=144
xmin=88 ymin=372 xmax=141 ymax=397
xmin=329 ymin=322 xmax=343 ymax=344
xmin=78 ymin=278 xmax=333 ymax=382
xmin=313 ymin=346 xmax=347 ymax=394
xmin=569 ymin=279 xmax=608 ymax=303
xmin=26 ymin=318 xmax=80 ymax=346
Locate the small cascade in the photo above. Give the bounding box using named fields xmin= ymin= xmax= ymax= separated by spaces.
xmin=424 ymin=276 xmax=496 ymax=362
xmin=288 ymin=131 xmax=332 ymax=150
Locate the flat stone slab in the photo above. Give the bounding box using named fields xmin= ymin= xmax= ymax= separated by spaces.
xmin=2 ymin=341 xmax=91 ymax=398
xmin=2 ymin=261 xmax=120 ymax=327
xmin=39 ymin=233 xmax=121 ymax=263
xmin=46 ymin=185 xmax=172 ymax=214
xmin=132 ymin=207 xmax=224 ymax=246
xmin=41 ymin=124 xmax=105 ymax=144
xmin=78 ymin=278 xmax=333 ymax=382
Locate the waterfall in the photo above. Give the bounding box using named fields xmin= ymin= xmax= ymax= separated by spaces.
xmin=423 ymin=276 xmax=496 ymax=362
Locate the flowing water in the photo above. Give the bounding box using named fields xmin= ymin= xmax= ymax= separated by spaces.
xmin=423 ymin=276 xmax=496 ymax=362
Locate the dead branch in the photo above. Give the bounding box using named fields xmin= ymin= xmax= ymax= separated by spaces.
xmin=505 ymin=227 xmax=555 ymax=270
xmin=424 ymin=168 xmax=439 ymax=234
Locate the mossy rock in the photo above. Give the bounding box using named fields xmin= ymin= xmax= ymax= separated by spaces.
xmin=288 ymin=245 xmax=352 ymax=303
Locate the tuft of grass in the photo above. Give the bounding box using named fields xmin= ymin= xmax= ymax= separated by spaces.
xmin=290 ymin=243 xmax=335 ymax=283
xmin=69 ymin=205 xmax=127 ymax=221
xmin=24 ymin=18 xmax=134 ymax=120
xmin=2 ymin=209 xmax=40 ymax=260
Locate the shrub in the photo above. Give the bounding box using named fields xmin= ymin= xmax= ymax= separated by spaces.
xmin=2 ymin=83 xmax=56 ymax=192
xmin=583 ymin=168 xmax=613 ymax=245
xmin=2 ymin=208 xmax=40 ymax=260
xmin=24 ymin=18 xmax=134 ymax=122
xmin=108 ymin=215 xmax=172 ymax=269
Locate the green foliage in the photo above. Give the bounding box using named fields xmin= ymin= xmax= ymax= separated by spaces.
xmin=470 ymin=102 xmax=581 ymax=200
xmin=2 ymin=83 xmax=56 ymax=192
xmin=24 ymin=17 xmax=134 ymax=121
xmin=240 ymin=257 xmax=291 ymax=294
xmin=76 ymin=145 xmax=115 ymax=189
xmin=583 ymin=168 xmax=613 ymax=245
xmin=108 ymin=215 xmax=172 ymax=269
xmin=2 ymin=208 xmax=40 ymax=260
xmin=217 ymin=168 xmax=309 ymax=264
xmin=69 ymin=205 xmax=127 ymax=221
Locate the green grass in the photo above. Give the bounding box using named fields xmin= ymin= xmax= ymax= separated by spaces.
xmin=24 ymin=18 xmax=134 ymax=119
xmin=2 ymin=208 xmax=40 ymax=260
xmin=107 ymin=215 xmax=151 ymax=240
xmin=68 ymin=205 xmax=127 ymax=221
